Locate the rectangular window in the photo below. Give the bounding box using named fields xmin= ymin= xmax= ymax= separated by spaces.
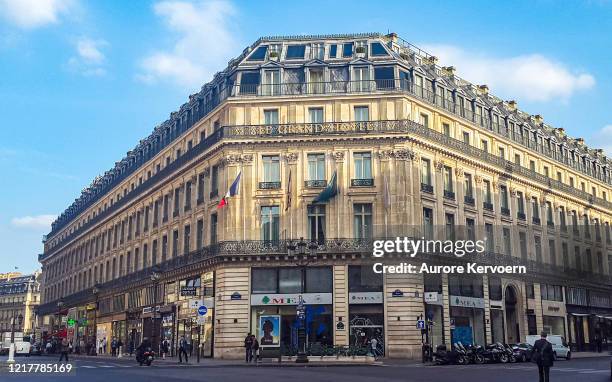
xmin=264 ymin=109 xmax=279 ymax=124
xmin=307 ymin=153 xmax=326 ymax=181
xmin=443 ymin=123 xmax=450 ymax=136
xmin=549 ymin=239 xmax=556 ymax=267
xmin=252 ymin=268 xmax=277 ymax=294
xmin=445 ymin=213 xmax=455 ymax=241
xmin=535 ymin=236 xmax=542 ymax=262
xmin=562 ymin=242 xmax=569 ymax=269
xmin=279 ymin=268 xmax=302 ymax=293
xmin=342 ymin=42 xmax=353 ymax=57
xmin=184 ymin=181 xmax=192 ymax=211
xmin=348 ymin=265 xmax=383 ymax=292
xmin=354 ymin=203 xmax=373 ymax=239
xmin=196 ymin=219 xmax=204 ymax=250
xmin=353 ymin=152 xmax=372 ymax=179
xmin=481 ymin=140 xmax=488 ymax=153
xmin=498 ymin=147 xmax=505 ymax=159
xmin=285 ymin=45 xmax=306 ymax=59
xmin=483 ymin=180 xmax=492 ymax=204
xmin=210 ymin=213 xmax=218 ymax=244
xmin=309 ymin=107 xmax=324 ymax=123
xmin=500 ymin=185 xmax=509 ymax=210
xmin=152 ymin=240 xmax=158 ymax=265
xmin=197 ymin=173 xmax=205 ymax=203
xmin=420 ymin=113 xmax=429 ymax=128
xmin=172 ymin=230 xmax=179 ymax=257
xmin=329 ymin=44 xmax=337 ymax=58
xmin=485 ymin=223 xmax=494 ymax=253
xmin=354 ymin=106 xmax=369 ymax=122
xmin=261 ymin=206 xmax=280 ymax=242
xmin=503 ymin=227 xmax=511 ymax=254
xmin=184 ymin=225 xmax=191 ymax=254
xmin=262 ymin=155 xmax=281 ymax=182
xmin=466 ymin=218 xmax=476 ymax=241
xmin=423 ymin=208 xmax=434 ymax=240
xmin=211 ymin=165 xmax=219 ymax=195
xmin=464 ymin=173 xmax=473 ymax=197
xmin=421 ymin=159 xmax=432 ymax=186
xmin=443 ymin=166 xmax=453 ymax=192
xmin=308 ymin=205 xmax=326 ymax=243
xmin=462 ymin=132 xmax=470 ymax=144
xmin=514 ymin=154 xmax=521 ymax=165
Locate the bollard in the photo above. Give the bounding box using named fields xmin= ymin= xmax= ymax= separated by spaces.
xmin=117 ymin=345 xmax=122 ymax=358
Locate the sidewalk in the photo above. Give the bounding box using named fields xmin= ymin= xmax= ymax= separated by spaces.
xmin=571 ymin=351 xmax=611 ymax=359
xmin=62 ymin=353 xmax=383 ymax=367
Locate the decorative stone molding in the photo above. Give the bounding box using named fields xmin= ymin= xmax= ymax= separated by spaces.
xmin=376 ymin=150 xmax=395 ymax=160
xmin=241 ymin=154 xmax=254 ymax=164
xmin=474 ymin=175 xmax=483 ymax=184
xmin=204 ymin=167 xmax=210 ymax=177
xmin=224 ymin=154 xmax=242 ymax=165
xmin=492 ymin=181 xmax=499 ymax=190
xmin=283 ymin=152 xmax=299 ymax=163
xmin=394 ymin=149 xmax=414 ymax=161
xmin=509 ymin=187 xmax=518 ymax=198
xmin=434 ymin=160 xmax=445 ymax=172
xmin=331 ymin=152 xmax=345 ymax=162
xmin=454 ymin=168 xmax=464 ymax=178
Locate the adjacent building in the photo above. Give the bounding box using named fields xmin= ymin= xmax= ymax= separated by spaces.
xmin=38 ymin=33 xmax=612 ymax=359
xmin=0 ymin=272 xmax=41 ymax=337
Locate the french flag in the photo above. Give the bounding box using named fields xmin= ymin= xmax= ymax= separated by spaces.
xmin=217 ymin=171 xmax=242 ymax=208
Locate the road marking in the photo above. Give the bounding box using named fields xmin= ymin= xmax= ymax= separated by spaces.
xmin=81 ymin=365 xmax=97 ymax=368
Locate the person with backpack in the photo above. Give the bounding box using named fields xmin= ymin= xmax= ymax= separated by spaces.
xmin=161 ymin=338 xmax=170 ymax=359
xmin=533 ymin=332 xmax=554 ymax=382
xmin=244 ymin=333 xmax=254 ymax=363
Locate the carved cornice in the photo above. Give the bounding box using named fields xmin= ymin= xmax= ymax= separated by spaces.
xmin=434 ymin=160 xmax=445 ymax=172
xmin=474 ymin=175 xmax=483 ymax=184
xmin=394 ymin=149 xmax=414 ymax=161
xmin=454 ymin=168 xmax=464 ymax=178
xmin=377 ymin=150 xmax=395 ymax=160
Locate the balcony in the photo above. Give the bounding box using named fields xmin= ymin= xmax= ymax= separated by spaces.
xmin=421 ymin=183 xmax=434 ymax=194
xmin=41 ymin=118 xmax=612 ymax=262
xmin=443 ymin=190 xmax=455 ymax=200
xmin=501 ymin=207 xmax=510 ymax=217
xmin=209 ymin=190 xmax=219 ymax=199
xmin=304 ymin=180 xmax=327 ymax=188
xmin=259 ymin=181 xmax=281 ymax=190
xmin=173 ymin=210 xmax=179 ymax=218
xmin=464 ymin=195 xmax=475 ymax=206
xmin=483 ymin=202 xmax=494 ymax=212
xmin=351 ymin=178 xmax=374 ymax=187
xmin=533 ymin=217 xmax=541 ymax=225
xmin=547 ymin=221 xmax=555 ymax=228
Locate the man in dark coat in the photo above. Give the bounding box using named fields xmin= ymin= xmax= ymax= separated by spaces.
xmin=533 ymin=332 xmax=554 ymax=382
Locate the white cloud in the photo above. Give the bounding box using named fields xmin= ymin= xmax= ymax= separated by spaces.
xmin=420 ymin=44 xmax=595 ymax=102
xmin=11 ymin=214 xmax=57 ymax=229
xmin=66 ymin=37 xmax=108 ymax=76
xmin=0 ymin=0 xmax=74 ymax=29
xmin=137 ymin=0 xmax=237 ymax=89
xmin=591 ymin=125 xmax=612 ymax=157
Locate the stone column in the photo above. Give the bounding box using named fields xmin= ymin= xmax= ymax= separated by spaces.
xmin=333 ymin=265 xmax=349 ymax=346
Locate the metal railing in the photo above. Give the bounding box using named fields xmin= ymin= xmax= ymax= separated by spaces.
xmin=38 ymin=237 xmax=612 ymax=315
xmin=41 ymin=119 xmax=612 ymax=261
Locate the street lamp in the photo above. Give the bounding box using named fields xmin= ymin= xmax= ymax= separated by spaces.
xmin=7 ymin=313 xmax=24 ymax=363
xmin=92 ymin=285 xmax=100 ymax=355
xmin=290 ymin=237 xmax=317 ymax=364
xmin=150 ymin=267 xmax=161 ymax=353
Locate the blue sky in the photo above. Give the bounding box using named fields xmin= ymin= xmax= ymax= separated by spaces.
xmin=1 ymin=0 xmax=612 ymax=273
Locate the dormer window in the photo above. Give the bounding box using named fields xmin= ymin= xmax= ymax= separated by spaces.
xmin=311 ymin=43 xmax=324 ymax=60
xmin=342 ymin=42 xmax=354 ymax=57
xmin=329 ymin=44 xmax=338 ymax=58
xmin=247 ymin=46 xmax=267 ymax=61
xmin=286 ymin=45 xmax=306 ymax=59
xmin=370 ymin=42 xmax=388 ymax=56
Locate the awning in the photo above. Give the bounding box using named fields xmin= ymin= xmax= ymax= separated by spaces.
xmin=570 ymin=313 xmax=590 ymax=317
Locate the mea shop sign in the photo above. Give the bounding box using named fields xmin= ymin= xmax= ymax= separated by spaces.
xmin=251 ymin=293 xmax=333 ymax=306
xmin=450 ymin=295 xmax=485 ymax=309
xmin=180 ymin=286 xmax=198 ymax=296
xmin=349 ymin=292 xmax=383 ymax=304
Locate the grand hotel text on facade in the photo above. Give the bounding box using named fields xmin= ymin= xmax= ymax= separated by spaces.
xmin=38 ymin=33 xmax=612 ymax=358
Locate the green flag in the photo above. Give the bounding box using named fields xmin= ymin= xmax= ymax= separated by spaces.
xmin=313 ymin=170 xmax=337 ymax=203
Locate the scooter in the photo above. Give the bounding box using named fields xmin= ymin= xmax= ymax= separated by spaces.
xmin=136 ymin=347 xmax=155 ymax=366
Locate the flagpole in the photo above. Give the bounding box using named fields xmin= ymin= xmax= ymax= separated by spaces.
xmin=242 ymin=163 xmax=246 ymax=241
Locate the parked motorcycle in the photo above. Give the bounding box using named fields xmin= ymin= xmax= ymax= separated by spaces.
xmin=432 ymin=344 xmax=467 ymax=365
xmin=456 ymin=343 xmax=484 ymax=364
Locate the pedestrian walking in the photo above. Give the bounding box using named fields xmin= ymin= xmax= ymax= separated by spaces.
xmin=161 ymin=338 xmax=170 ymax=360
xmin=45 ymin=341 xmax=52 ymax=354
xmin=252 ymin=336 xmax=260 ymax=363
xmin=58 ymin=338 xmax=70 ymax=362
xmin=533 ymin=332 xmax=554 ymax=382
xmin=244 ymin=333 xmax=254 ymax=363
xmin=117 ymin=339 xmax=123 ymax=356
xmin=370 ymin=338 xmax=379 ymax=360
xmin=111 ymin=337 xmax=118 ymax=357
xmin=178 ymin=336 xmax=189 ymax=363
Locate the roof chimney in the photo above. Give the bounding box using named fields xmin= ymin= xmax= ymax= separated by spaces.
xmin=425 ymin=56 xmax=438 ymax=66
xmin=442 ymin=66 xmax=456 ymax=76
xmin=477 ymin=85 xmax=489 ymax=96
xmin=507 ymin=100 xmax=518 ymax=111
xmin=533 ymin=114 xmax=543 ymax=125
xmin=556 ymin=127 xmax=566 ymax=137
xmin=576 ymin=138 xmax=585 ymax=145
xmin=386 ymin=32 xmax=398 ymax=43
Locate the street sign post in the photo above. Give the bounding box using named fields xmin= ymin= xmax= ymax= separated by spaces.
xmin=416 ymin=319 xmax=425 ymax=330
xmin=197 ymin=306 xmax=208 ymax=316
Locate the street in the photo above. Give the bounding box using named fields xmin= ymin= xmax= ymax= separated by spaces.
xmin=1 ymin=355 xmax=610 ymax=381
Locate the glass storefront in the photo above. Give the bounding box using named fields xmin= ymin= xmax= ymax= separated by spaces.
xmin=543 ymin=316 xmax=565 ymax=336
xmin=449 ymin=274 xmax=485 ymax=346
xmin=348 ymin=265 xmax=384 ymax=354
xmin=490 ymin=309 xmax=505 ymax=343
xmin=251 ymin=266 xmax=333 ymax=355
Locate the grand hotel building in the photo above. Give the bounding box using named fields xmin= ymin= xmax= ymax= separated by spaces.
xmin=38 ymin=33 xmax=612 ymax=359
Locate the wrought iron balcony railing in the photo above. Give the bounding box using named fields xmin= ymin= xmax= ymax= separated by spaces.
xmin=304 ymin=180 xmax=327 ymax=188
xmin=443 ymin=190 xmax=455 ymax=200
xmin=464 ymin=195 xmax=475 ymax=206
xmin=49 ymin=76 xmax=610 ymax=238
xmin=38 ymin=237 xmax=612 ymax=315
xmin=483 ymin=202 xmax=494 ymax=211
xmin=41 ymin=119 xmax=612 ymax=261
xmin=259 ymin=181 xmax=282 ymax=190
xmin=501 ymin=207 xmax=510 ymax=216
xmin=421 ymin=183 xmax=434 ymax=194
xmin=517 ymin=212 xmax=526 ymax=221
xmin=351 ymin=178 xmax=374 ymax=187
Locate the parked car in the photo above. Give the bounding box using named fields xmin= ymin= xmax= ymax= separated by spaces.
xmin=526 ymin=335 xmax=571 ymax=360
xmin=511 ymin=343 xmax=534 ymax=362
